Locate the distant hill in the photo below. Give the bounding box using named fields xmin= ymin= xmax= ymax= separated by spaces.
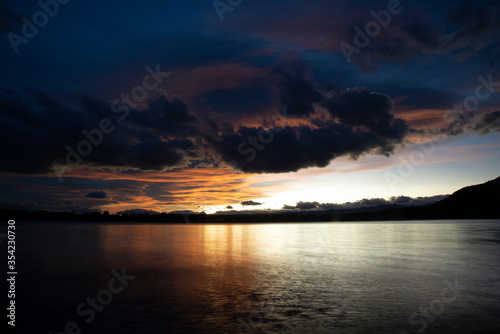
xmin=428 ymin=176 xmax=500 ymax=219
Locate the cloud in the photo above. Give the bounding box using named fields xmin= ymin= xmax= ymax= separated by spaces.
xmin=202 ymin=84 xmax=272 ymax=115
xmin=117 ymin=209 xmax=160 ymax=215
xmin=0 ymin=197 xmax=43 ymax=211
xmin=271 ymin=59 xmax=323 ymax=116
xmin=325 ymin=87 xmax=408 ymax=138
xmin=210 ymin=85 xmax=409 ymax=173
xmin=432 ymin=110 xmax=500 ymax=137
xmin=472 ymin=110 xmax=500 ymax=135
xmin=295 ymin=201 xmax=320 ymax=210
xmin=0 ymin=167 xmax=266 ymax=214
xmin=124 ymin=93 xmax=198 ymax=136
xmin=85 ymin=191 xmax=108 ymax=199
xmin=1 ymin=55 xmax=414 ymax=177
xmin=0 ymin=89 xmax=200 ymax=174
xmin=0 ymin=0 xmax=19 ymax=33
xmin=226 ymin=205 xmax=233 ymax=209
xmin=241 ymin=200 xmax=262 ymax=206
xmin=343 ymin=1 xmax=500 ymax=72
xmin=283 ymin=195 xmax=448 ymax=211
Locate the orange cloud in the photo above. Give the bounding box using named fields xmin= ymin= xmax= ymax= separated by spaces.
xmin=46 ymin=167 xmax=269 ymax=212
xmin=395 ymin=108 xmax=449 ymax=130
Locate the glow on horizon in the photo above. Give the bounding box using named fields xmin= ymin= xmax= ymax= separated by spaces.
xmin=199 ymin=133 xmax=500 ymax=214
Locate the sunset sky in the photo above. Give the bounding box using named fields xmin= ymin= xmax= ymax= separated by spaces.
xmin=1 ymin=0 xmax=499 ymax=214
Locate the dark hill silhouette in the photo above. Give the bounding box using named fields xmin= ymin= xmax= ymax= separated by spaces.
xmin=428 ymin=176 xmax=500 ymax=219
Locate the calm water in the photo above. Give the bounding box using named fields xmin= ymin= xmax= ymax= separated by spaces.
xmin=12 ymin=220 xmax=500 ymax=333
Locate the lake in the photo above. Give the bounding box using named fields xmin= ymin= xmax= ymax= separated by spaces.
xmin=12 ymin=220 xmax=500 ymax=333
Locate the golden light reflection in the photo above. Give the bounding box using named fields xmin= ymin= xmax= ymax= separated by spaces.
xmin=203 ymin=225 xmax=248 ymax=267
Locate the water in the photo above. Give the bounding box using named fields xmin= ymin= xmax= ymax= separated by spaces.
xmin=12 ymin=220 xmax=500 ymax=333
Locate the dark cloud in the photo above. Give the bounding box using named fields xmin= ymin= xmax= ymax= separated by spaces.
xmin=202 ymin=85 xmax=272 ymax=115
xmin=125 ymin=94 xmax=198 ymax=136
xmin=271 ymin=59 xmax=323 ymax=116
xmin=0 ymin=89 xmax=200 ymax=174
xmin=0 ymin=197 xmax=43 ymax=211
xmin=447 ymin=1 xmax=497 ymax=41
xmin=326 ymin=87 xmax=407 ymax=138
xmin=1 ymin=55 xmax=412 ymax=177
xmin=0 ymin=0 xmax=19 ymax=33
xmin=435 ymin=109 xmax=500 ymax=137
xmin=295 ymin=201 xmax=320 ymax=210
xmin=226 ymin=205 xmax=233 ymax=209
xmin=388 ymin=195 xmax=450 ymax=206
xmin=117 ymin=209 xmax=160 ymax=215
xmin=440 ymin=109 xmax=476 ymax=136
xmin=206 ymin=61 xmax=409 ymax=174
xmin=283 ymin=195 xmax=448 ymax=211
xmin=216 ymin=195 xmax=449 ymax=215
xmin=241 ymin=200 xmax=262 ymax=206
xmin=0 ymin=194 xmax=102 ymax=213
xmin=85 ymin=191 xmax=108 ymax=199
xmin=472 ymin=110 xmax=500 ymax=135
xmin=210 ymin=86 xmax=409 ymax=173
xmin=343 ymin=1 xmax=500 ymax=72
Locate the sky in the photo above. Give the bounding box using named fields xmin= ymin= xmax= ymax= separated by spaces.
xmin=0 ymin=0 xmax=499 ymax=214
